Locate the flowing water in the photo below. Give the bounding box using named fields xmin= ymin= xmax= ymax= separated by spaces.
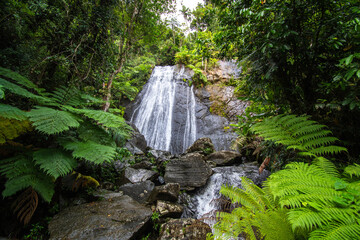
xmin=130 ymin=66 xmax=197 ymax=153
xmin=182 ymin=163 xmax=270 ymax=228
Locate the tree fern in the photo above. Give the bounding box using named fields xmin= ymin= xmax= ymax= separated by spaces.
xmin=27 ymin=106 xmax=81 ymax=134
xmin=0 ymin=67 xmax=44 ymax=94
xmin=344 ymin=163 xmax=360 ymax=178
xmin=0 ymin=155 xmax=55 ymax=202
xmin=251 ymin=114 xmax=347 ymax=159
xmin=0 ymin=103 xmax=28 ymax=121
xmin=0 ymin=78 xmax=49 ymax=103
xmin=33 ymin=149 xmax=77 ymax=179
xmin=60 ymin=140 xmax=117 ymax=164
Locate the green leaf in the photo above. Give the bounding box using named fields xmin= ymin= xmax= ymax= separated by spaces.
xmin=28 ymin=106 xmax=81 ymax=134
xmin=334 ymin=180 xmax=347 ymax=190
xmin=0 ymin=85 xmax=4 ymax=99
xmin=61 ymin=140 xmax=116 ymax=164
xmin=33 ymin=149 xmax=77 ymax=179
xmin=0 ymin=103 xmax=28 ymax=120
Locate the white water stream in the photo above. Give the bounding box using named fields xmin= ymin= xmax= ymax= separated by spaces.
xmin=130 ymin=66 xmax=197 ymax=153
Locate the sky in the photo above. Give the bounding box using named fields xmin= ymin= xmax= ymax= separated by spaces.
xmin=163 ymin=0 xmax=204 ymax=29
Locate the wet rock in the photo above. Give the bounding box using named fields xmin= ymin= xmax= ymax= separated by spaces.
xmin=131 ymin=160 xmax=153 ymax=170
xmin=148 ymin=183 xmax=180 ymax=203
xmin=156 ymin=200 xmax=183 ymax=218
xmin=159 ymin=218 xmax=211 ymax=240
xmin=125 ymin=122 xmax=148 ymax=155
xmin=119 ymin=180 xmax=154 ymax=204
xmin=206 ymin=150 xmax=242 ymax=166
xmin=164 ymin=155 xmax=212 ymax=190
xmin=49 ymin=195 xmax=152 ymax=240
xmin=124 ymin=168 xmax=158 ymax=183
xmin=186 ymin=138 xmax=215 ymax=155
xmin=92 ymin=189 xmax=124 ymax=200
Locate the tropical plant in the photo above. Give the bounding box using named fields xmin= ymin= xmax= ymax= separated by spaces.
xmin=250 ymin=114 xmax=347 ymax=168
xmin=267 ymin=158 xmax=360 ymax=240
xmin=211 ymin=177 xmax=295 ymax=240
xmin=0 ymin=67 xmax=131 ymax=224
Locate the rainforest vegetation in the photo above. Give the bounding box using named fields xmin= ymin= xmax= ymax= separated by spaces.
xmin=0 ymin=0 xmax=359 ymax=239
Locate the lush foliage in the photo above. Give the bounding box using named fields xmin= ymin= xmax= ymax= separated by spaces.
xmin=0 ymin=68 xmax=131 ymax=222
xmin=210 ymin=115 xmax=359 ymax=240
xmin=212 ymin=0 xmax=360 ymax=154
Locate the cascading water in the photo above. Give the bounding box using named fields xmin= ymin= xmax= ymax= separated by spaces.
xmin=130 ymin=66 xmax=197 ymax=153
xmin=181 ymin=163 xmax=270 ymax=228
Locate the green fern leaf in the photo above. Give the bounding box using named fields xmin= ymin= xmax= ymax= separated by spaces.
xmin=0 ymin=104 xmax=28 ymax=120
xmin=344 ymin=164 xmax=360 ymax=178
xmin=61 ymin=140 xmax=116 ymax=164
xmin=309 ymin=220 xmax=360 ymax=240
xmin=0 ymin=67 xmax=43 ymax=93
xmin=49 ymin=86 xmax=84 ymax=107
xmin=0 ymin=155 xmax=54 ymax=202
xmin=77 ymin=122 xmax=116 ymax=147
xmin=251 ymin=114 xmax=347 ymax=160
xmin=0 ymin=78 xmax=48 ymax=103
xmin=28 ymin=106 xmax=81 ymax=134
xmin=70 ymin=108 xmax=129 ymax=129
xmin=33 ymin=149 xmax=77 ymax=179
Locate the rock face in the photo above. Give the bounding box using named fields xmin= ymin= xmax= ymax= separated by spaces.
xmin=186 ymin=137 xmax=215 ymax=154
xmin=156 ymin=200 xmax=184 ymax=218
xmin=49 ymin=195 xmax=152 ymax=240
xmin=124 ymin=167 xmax=158 ymax=183
xmin=125 ymin=63 xmax=248 ymax=154
xmin=125 ymin=122 xmax=148 ymax=155
xmin=164 ymin=153 xmax=212 ymax=190
xmin=159 ymin=218 xmax=211 ymax=240
xmin=118 ymin=180 xmax=154 ymax=204
xmin=148 ymin=183 xmax=180 ymax=203
xmin=206 ymin=150 xmax=242 ymax=166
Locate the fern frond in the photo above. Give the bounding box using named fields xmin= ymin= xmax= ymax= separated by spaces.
xmin=220 ymin=184 xmax=262 ymax=211
xmin=49 ymin=86 xmax=84 ymax=107
xmin=344 ymin=164 xmax=360 ymax=178
xmin=12 ymin=187 xmax=38 ymax=225
xmin=309 ymin=219 xmax=360 ymax=240
xmin=313 ymin=157 xmax=339 ymax=178
xmin=33 ymin=149 xmax=77 ymax=179
xmin=250 ymin=114 xmax=347 ymax=160
xmin=0 ymin=117 xmax=33 ymax=144
xmin=27 ymin=106 xmax=81 ymax=134
xmin=240 ymin=177 xmax=271 ymax=209
xmin=0 ymin=67 xmax=43 ymax=93
xmin=0 ymin=155 xmax=55 ymax=202
xmin=0 ymin=78 xmax=48 ymax=103
xmin=60 ymin=140 xmax=116 ymax=164
xmin=77 ymin=122 xmax=116 ymax=147
xmin=310 ymin=146 xmax=348 ymax=156
xmin=0 ymin=104 xmax=28 ymax=120
xmin=64 ymin=106 xmax=131 ymax=130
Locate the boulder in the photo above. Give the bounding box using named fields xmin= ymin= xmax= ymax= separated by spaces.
xmin=186 ymin=138 xmax=215 ymax=155
xmin=49 ymin=195 xmax=152 ymax=240
xmin=118 ymin=180 xmax=154 ymax=204
xmin=164 ymin=154 xmax=212 ymax=190
xmin=124 ymin=167 xmax=158 ymax=183
xmin=147 ymin=183 xmax=180 ymax=203
xmin=159 ymin=218 xmax=211 ymax=240
xmin=125 ymin=122 xmax=148 ymax=155
xmin=156 ymin=200 xmax=183 ymax=218
xmin=206 ymin=150 xmax=242 ymax=166
xmin=131 ymin=160 xmax=153 ymax=170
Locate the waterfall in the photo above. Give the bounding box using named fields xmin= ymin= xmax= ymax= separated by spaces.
xmin=181 ymin=163 xmax=270 ymax=228
xmin=130 ymin=66 xmax=197 ymax=153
